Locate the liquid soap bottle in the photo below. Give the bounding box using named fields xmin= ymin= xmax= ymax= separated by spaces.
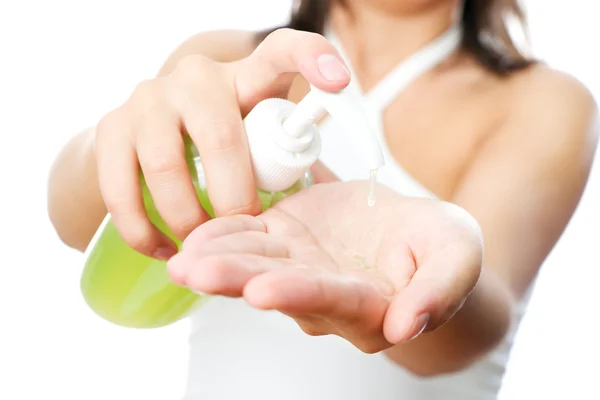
xmin=80 ymin=85 xmax=385 ymax=329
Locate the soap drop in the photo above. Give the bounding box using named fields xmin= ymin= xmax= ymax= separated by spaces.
xmin=368 ymin=169 xmax=378 ymax=207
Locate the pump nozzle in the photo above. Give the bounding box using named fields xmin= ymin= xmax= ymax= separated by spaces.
xmin=242 ymin=85 xmax=385 ymax=196
xmin=283 ymin=86 xmax=385 ymax=172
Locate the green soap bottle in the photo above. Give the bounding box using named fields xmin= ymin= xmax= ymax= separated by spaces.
xmin=81 ymin=138 xmax=312 ymax=329
xmin=80 ymin=86 xmax=386 ymax=329
xmin=80 ymin=97 xmax=321 ymax=329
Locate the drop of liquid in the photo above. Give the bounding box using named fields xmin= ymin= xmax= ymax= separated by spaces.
xmin=368 ymin=168 xmax=378 ymax=207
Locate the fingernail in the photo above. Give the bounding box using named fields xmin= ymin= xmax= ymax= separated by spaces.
xmin=153 ymin=246 xmax=177 ymax=261
xmin=317 ymin=54 xmax=350 ymax=81
xmin=406 ymin=313 xmax=430 ymax=342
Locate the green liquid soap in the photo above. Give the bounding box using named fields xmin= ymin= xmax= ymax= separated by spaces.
xmin=80 ymin=136 xmax=310 ymax=329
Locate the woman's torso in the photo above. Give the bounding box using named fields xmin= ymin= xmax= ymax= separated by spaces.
xmin=183 ymin=25 xmax=534 ymax=400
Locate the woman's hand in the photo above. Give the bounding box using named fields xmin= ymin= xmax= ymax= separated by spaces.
xmin=92 ymin=29 xmax=350 ymax=259
xmin=167 ymin=181 xmax=483 ymax=353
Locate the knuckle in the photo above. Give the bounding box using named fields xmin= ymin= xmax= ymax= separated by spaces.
xmin=142 ymin=149 xmax=186 ymax=178
xmin=130 ymin=79 xmax=163 ymax=109
xmin=175 ymin=54 xmax=213 ymax=79
xmin=101 ymin=187 xmax=129 ymax=212
xmin=133 ymin=79 xmax=157 ymax=98
xmin=167 ymin=55 xmax=229 ymax=111
xmin=124 ymin=231 xmax=154 ymax=255
xmin=95 ymin=109 xmax=125 ymax=140
xmin=203 ymin=118 xmax=243 ymax=152
xmin=171 ymin=210 xmax=205 ymax=238
xmin=114 ymin=219 xmax=155 ymax=255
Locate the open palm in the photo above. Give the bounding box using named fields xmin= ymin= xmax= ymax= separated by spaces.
xmin=167 ymin=181 xmax=482 ymax=353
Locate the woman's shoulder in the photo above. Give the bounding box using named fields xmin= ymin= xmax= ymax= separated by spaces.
xmin=509 ymin=64 xmax=596 ymax=115
xmin=157 ymin=29 xmax=260 ymax=76
xmin=494 ymin=63 xmax=598 ymax=150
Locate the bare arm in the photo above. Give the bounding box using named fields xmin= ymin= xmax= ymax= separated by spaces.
xmin=47 ymin=127 xmax=105 ymax=250
xmin=47 ymin=30 xmax=258 ymax=252
xmin=386 ymin=67 xmax=598 ymax=376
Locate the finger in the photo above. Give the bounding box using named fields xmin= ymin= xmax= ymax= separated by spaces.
xmin=95 ymin=111 xmax=177 ymax=260
xmin=185 ymin=231 xmax=288 ymax=260
xmin=134 ymin=85 xmax=209 ymax=241
xmin=244 ymin=268 xmax=389 ymax=325
xmin=168 ymin=56 xmax=261 ymax=218
xmin=310 ymin=160 xmax=339 ymax=183
xmin=233 ymin=28 xmax=351 ymax=115
xmin=181 ymin=214 xmax=266 ymax=251
xmin=168 ymin=253 xmax=294 ymax=297
xmin=169 ymin=229 xmax=288 ymax=285
xmin=383 ymin=240 xmax=482 ymax=344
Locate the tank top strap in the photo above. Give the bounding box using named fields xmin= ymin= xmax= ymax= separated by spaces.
xmin=324 ymin=24 xmax=463 ymax=111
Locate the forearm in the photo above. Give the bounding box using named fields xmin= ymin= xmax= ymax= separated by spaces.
xmin=47 ymin=127 xmax=107 ymax=252
xmin=384 ymin=268 xmax=515 ymax=377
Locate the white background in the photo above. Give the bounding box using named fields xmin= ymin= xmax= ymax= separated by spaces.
xmin=0 ymin=1 xmax=598 ymax=399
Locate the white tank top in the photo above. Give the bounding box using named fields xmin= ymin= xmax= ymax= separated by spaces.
xmin=182 ymin=25 xmax=531 ymax=400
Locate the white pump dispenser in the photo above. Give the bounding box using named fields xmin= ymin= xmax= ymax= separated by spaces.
xmin=243 ymin=86 xmax=385 ymax=193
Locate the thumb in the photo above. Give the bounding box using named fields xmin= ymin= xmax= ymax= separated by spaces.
xmin=383 ymin=238 xmax=482 ymax=344
xmin=231 ymin=28 xmax=350 ymax=116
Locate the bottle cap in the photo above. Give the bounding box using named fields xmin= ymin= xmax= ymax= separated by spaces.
xmin=243 ymin=86 xmax=385 ymax=192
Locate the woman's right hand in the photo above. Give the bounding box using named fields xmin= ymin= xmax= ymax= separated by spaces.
xmin=93 ymin=29 xmax=350 ymax=260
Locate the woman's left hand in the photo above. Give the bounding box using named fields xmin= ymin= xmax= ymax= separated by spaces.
xmin=167 ymin=180 xmax=482 ymax=353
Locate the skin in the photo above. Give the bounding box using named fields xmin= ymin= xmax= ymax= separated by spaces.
xmin=168 ymin=181 xmax=483 ymax=353
xmin=47 ymin=0 xmax=598 ymax=378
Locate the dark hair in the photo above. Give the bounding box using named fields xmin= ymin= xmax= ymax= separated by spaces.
xmin=260 ymin=0 xmax=534 ymax=76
